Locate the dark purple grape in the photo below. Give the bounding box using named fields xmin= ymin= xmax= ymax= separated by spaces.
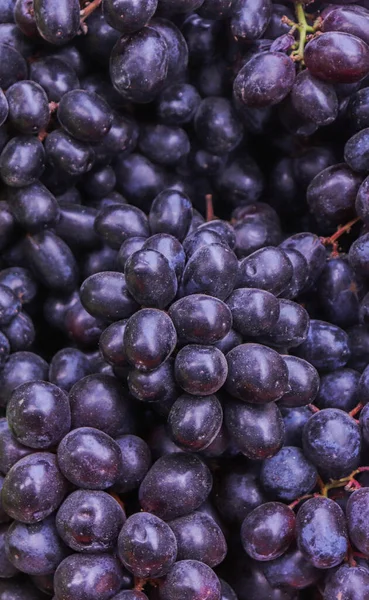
xmin=56 ymin=489 xmax=125 ymax=553
xmin=54 ymin=554 xmax=123 ymax=600
xmin=213 ymin=465 xmax=267 ymax=524
xmin=230 ymin=0 xmax=272 ymax=40
xmin=124 ymin=308 xmax=176 ymax=371
xmin=0 ymin=580 xmax=42 ymax=600
xmin=0 ymin=43 xmax=27 ymax=90
xmin=318 ymin=257 xmax=360 ymax=328
xmin=194 ymin=97 xmax=243 ymax=155
xmin=169 ymin=512 xmax=226 ymax=567
xmin=80 ymin=271 xmax=138 ymax=322
xmin=118 ymin=512 xmax=177 ymax=578
xmin=57 ymin=427 xmax=122 ymax=489
xmin=128 ymin=359 xmax=177 ymax=405
xmin=150 ymin=18 xmax=189 ymax=80
xmin=2 ymin=452 xmax=68 ymax=523
xmin=24 ymin=231 xmax=78 ymax=292
xmin=225 ymin=398 xmax=285 ymax=459
xmin=1 ymin=311 xmax=35 ymax=352
xmin=125 ymin=249 xmax=177 ymax=309
xmin=304 ymin=31 xmax=369 ymax=83
xmin=30 ymin=56 xmax=79 ymax=102
xmin=57 ymin=90 xmax=112 ymax=143
xmin=324 ymin=564 xmax=369 ymax=600
xmin=0 ymin=267 xmax=37 ymax=305
xmin=103 ymin=0 xmax=157 ymax=33
xmin=160 ymin=560 xmax=220 ymax=600
xmin=226 ymin=288 xmax=279 ymax=337
xmin=149 ymin=190 xmax=192 ymax=242
xmin=5 ymin=515 xmax=69 ymax=575
xmin=0 ymin=351 xmax=48 ymax=409
xmin=294 ymin=319 xmax=350 ymax=371
xmin=142 ymin=234 xmax=185 ymax=282
xmin=237 ymin=246 xmax=293 ymax=296
xmin=139 ymin=453 xmax=212 ymax=520
xmin=0 ymin=136 xmax=45 ymax=187
xmin=260 ymin=446 xmax=318 ymax=502
xmin=69 ymin=373 xmax=134 ymax=437
xmin=7 ymin=380 xmax=71 ymax=449
xmin=345 ymin=487 xmax=369 ymax=557
xmin=110 ymin=28 xmax=169 ymax=103
xmin=10 ymin=181 xmax=59 ymax=232
xmin=279 ymin=356 xmax=319 ymax=408
xmin=302 ymin=408 xmax=361 ymax=478
xmin=45 ymin=130 xmax=95 ymax=176
xmin=296 ymin=496 xmax=348 ymax=569
xmin=174 ymin=344 xmax=227 ymax=396
xmin=49 ymin=348 xmax=91 ymax=392
xmin=112 ymin=434 xmax=151 ymax=494
xmin=344 ymin=127 xmax=369 ymax=172
xmin=33 ymin=0 xmax=80 ymax=45
xmin=234 ymin=52 xmax=295 ymax=108
xmin=6 ymin=80 xmax=49 ymax=135
xmin=168 ymin=394 xmax=223 ymax=452
xmin=182 ymin=243 xmax=238 ymax=301
xmin=95 ymin=204 xmax=149 ymax=250
xmin=197 ymin=220 xmax=236 ymax=249
xmin=316 ymin=368 xmax=359 ymax=411
xmin=157 ymin=83 xmax=201 ymax=125
xmin=169 ymin=294 xmax=232 ymax=344
xmin=280 ymin=232 xmax=326 ymax=291
xmin=241 ymin=502 xmax=295 ymax=561
xmin=226 ymin=343 xmax=289 ymax=404
xmin=290 ymin=70 xmax=338 ymax=126
xmin=139 ymin=124 xmax=190 ymax=167
xmin=322 ymin=5 xmax=369 ymax=45
xmin=181 ymin=14 xmax=220 ymax=65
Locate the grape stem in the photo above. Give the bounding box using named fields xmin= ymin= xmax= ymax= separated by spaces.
xmin=206 ymin=194 xmax=215 ymax=222
xmin=349 ymin=402 xmax=363 ymax=418
xmin=308 ymin=403 xmax=320 ymax=413
xmin=319 ymin=467 xmax=369 ymax=497
xmin=80 ymin=0 xmax=102 ymax=21
xmin=320 ymin=217 xmax=361 ymax=257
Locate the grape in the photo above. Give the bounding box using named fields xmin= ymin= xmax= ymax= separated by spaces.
xmin=0 ymin=351 xmax=48 ymax=409
xmin=118 ymin=512 xmax=177 ymax=578
xmin=344 ymin=128 xmax=369 ymax=172
xmin=157 ymin=83 xmax=201 ymax=125
xmin=226 ymin=288 xmax=279 ymax=337
xmin=259 ymin=299 xmax=310 ymax=349
xmin=139 ymin=453 xmax=212 ymax=520
xmin=237 ymin=246 xmax=293 ymax=296
xmin=6 ymin=80 xmax=49 ymax=134
xmin=103 ymin=0 xmax=158 ymax=34
xmin=234 ymin=52 xmax=295 ymax=108
xmin=279 ymin=233 xmax=326 ymax=290
xmin=0 ymin=284 xmax=21 ymax=325
xmin=260 ymin=446 xmax=318 ymax=502
xmin=95 ymin=204 xmax=150 ymax=249
xmin=159 ymin=560 xmax=221 ymax=600
xmin=57 ymin=90 xmax=113 ymax=142
xmin=54 ymin=554 xmax=123 ymax=600
xmin=169 ymin=294 xmax=232 ymax=344
xmin=278 ymin=356 xmax=320 ymax=408
xmin=7 ymin=380 xmax=71 ymax=449
xmin=150 ymin=18 xmax=189 ymax=81
xmin=316 ymin=368 xmax=359 ymax=411
xmin=128 ymin=359 xmax=177 ymax=404
xmin=226 ymin=343 xmax=289 ymax=404
xmin=56 ymin=489 xmax=125 ymax=553
xmin=2 ymin=452 xmax=68 ymax=523
xmin=57 ymin=427 xmax=122 ymax=489
xmin=80 ymin=271 xmax=138 ymax=321
xmin=194 ymin=97 xmax=243 ymax=155
xmin=30 ymin=56 xmax=79 ymax=102
xmin=112 ymin=434 xmax=151 ymax=493
xmin=323 ymin=564 xmax=369 ymax=600
xmin=291 ymin=70 xmax=338 ymax=126
xmin=110 ymin=28 xmax=169 ymax=103
xmin=348 ymin=87 xmax=369 ymax=131
xmin=230 ymin=0 xmax=272 ymax=41
xmin=168 ymin=394 xmax=223 ymax=451
xmin=5 ymin=515 xmax=69 ymax=575
xmin=318 ymin=258 xmax=360 ymax=328
xmin=349 ymin=232 xmax=369 ymax=277
xmin=225 ymin=398 xmax=285 ymax=459
xmin=0 ymin=43 xmax=27 ymax=90
xmin=149 ymin=189 xmax=192 ymax=241
xmin=33 ymin=0 xmax=80 ymax=45
xmin=169 ymin=512 xmax=227 ymax=567
xmin=182 ymin=243 xmax=238 ymax=300
xmin=0 ymin=136 xmax=45 ymax=187
xmin=49 ymin=348 xmax=91 ymax=392
xmin=262 ymin=546 xmax=322 ymax=590
xmin=240 ymin=502 xmax=295 ymax=561
xmin=139 ymin=124 xmax=190 ymax=167
xmin=294 ymin=320 xmax=351 ymax=371
xmin=125 ymin=249 xmax=178 ymax=308
xmin=302 ymin=408 xmax=361 ymax=478
xmin=10 ymin=181 xmax=59 ymax=232
xmin=174 ymin=344 xmax=228 ymax=395
xmin=45 ymin=130 xmax=95 ymax=176
xmin=124 ymin=308 xmax=176 ymax=371
xmin=181 ymin=14 xmax=220 ymax=65
xmin=304 ymin=31 xmax=369 ymax=83
xmin=322 ymin=5 xmax=369 ymax=45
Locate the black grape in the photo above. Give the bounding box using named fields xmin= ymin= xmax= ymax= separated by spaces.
xmin=103 ymin=0 xmax=158 ymax=34
xmin=168 ymin=394 xmax=223 ymax=451
xmin=29 ymin=56 xmax=80 ymax=102
xmin=260 ymin=446 xmax=318 ymax=502
xmin=240 ymin=502 xmax=295 ymax=561
xmin=33 ymin=0 xmax=80 ymax=45
xmin=168 ymin=512 xmax=227 ymax=567
xmin=159 ymin=560 xmax=221 ymax=600
xmin=0 ymin=136 xmax=45 ymax=187
xmin=54 ymin=554 xmax=123 ymax=600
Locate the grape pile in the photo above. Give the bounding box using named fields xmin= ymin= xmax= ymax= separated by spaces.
xmin=0 ymin=0 xmax=369 ymax=599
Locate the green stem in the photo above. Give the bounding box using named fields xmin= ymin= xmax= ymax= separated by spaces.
xmin=291 ymin=2 xmax=315 ymax=61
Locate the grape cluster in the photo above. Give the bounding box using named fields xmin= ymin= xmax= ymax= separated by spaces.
xmin=0 ymin=0 xmax=369 ymax=599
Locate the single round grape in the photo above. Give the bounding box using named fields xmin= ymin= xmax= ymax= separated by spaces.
xmin=0 ymin=136 xmax=45 ymax=188
xmin=260 ymin=446 xmax=318 ymax=502
xmin=324 ymin=564 xmax=369 ymax=600
xmin=291 ymin=70 xmax=338 ymax=126
xmin=112 ymin=434 xmax=151 ymax=494
xmin=45 ymin=130 xmax=95 ymax=176
xmin=57 ymin=427 xmax=122 ymax=489
xmin=49 ymin=348 xmax=91 ymax=393
xmin=234 ymin=52 xmax=295 ymax=108
xmin=110 ymin=28 xmax=169 ymax=103
xmin=57 ymin=90 xmax=113 ymax=142
xmin=124 ymin=308 xmax=177 ymax=372
xmin=225 ymin=398 xmax=285 ymax=459
xmin=142 ymin=234 xmax=186 ymax=282
xmin=6 ymin=80 xmax=49 ymax=134
xmin=302 ymin=408 xmax=361 ymax=478
xmin=157 ymin=83 xmax=201 ymax=125
xmin=5 ymin=515 xmax=69 ymax=575
xmin=316 ymin=368 xmax=359 ymax=412
xmin=118 ymin=512 xmax=177 ymax=578
xmin=56 ymin=490 xmax=126 ymax=553
xmin=149 ymin=189 xmax=192 ymax=242
xmin=128 ymin=358 xmax=177 ymax=405
xmin=169 ymin=294 xmax=232 ymax=345
xmin=30 ymin=56 xmax=79 ymax=102
xmin=317 ymin=257 xmax=360 ymax=328
xmin=175 ymin=345 xmax=227 ymax=396
xmin=149 ymin=17 xmax=189 ymax=80
xmin=0 ymin=284 xmax=21 ymax=325
xmin=2 ymin=452 xmax=68 ymax=523
xmin=54 ymin=554 xmax=123 ymax=600
xmin=296 ymin=496 xmax=348 ymax=569
xmin=262 ymin=546 xmax=322 ymax=591
xmin=226 ymin=288 xmax=280 ymax=337
xmin=7 ymin=380 xmax=71 ymax=449
xmin=168 ymin=394 xmax=223 ymax=452
xmin=0 ymin=43 xmax=27 ymax=90
xmin=95 ymin=204 xmax=149 ymax=250
xmin=33 ymin=0 xmax=80 ymax=45
xmin=159 ymin=560 xmax=221 ymax=600
xmin=139 ymin=124 xmax=190 ymax=167
xmin=139 ymin=453 xmax=212 ymax=520
xmin=304 ymin=31 xmax=369 ymax=83
xmin=241 ymin=502 xmax=295 ymax=562
xmin=169 ymin=512 xmax=227 ymax=567
xmin=80 ymin=271 xmax=138 ymax=322
xmin=237 ymin=246 xmax=293 ymax=296
xmin=125 ymin=249 xmax=178 ymax=309
xmin=279 ymin=356 xmax=319 ymax=408
xmin=230 ymin=0 xmax=272 ymax=40
xmin=294 ymin=319 xmax=350 ymax=371
xmin=213 ymin=465 xmax=267 ymax=524
xmin=194 ymin=97 xmax=243 ymax=155
xmin=345 ymin=127 xmax=369 ymax=172
xmin=103 ymin=0 xmax=158 ymax=34
xmin=182 ymin=243 xmax=238 ymax=301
